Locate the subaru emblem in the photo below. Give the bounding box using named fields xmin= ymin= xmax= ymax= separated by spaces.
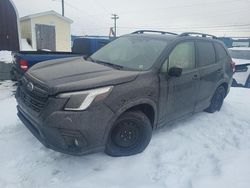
xmin=27 ymin=82 xmax=34 ymax=92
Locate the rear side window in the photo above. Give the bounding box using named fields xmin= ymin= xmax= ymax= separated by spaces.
xmin=214 ymin=43 xmax=228 ymax=61
xmin=197 ymin=41 xmax=216 ymax=67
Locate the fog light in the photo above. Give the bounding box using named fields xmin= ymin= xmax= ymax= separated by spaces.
xmin=74 ymin=139 xmax=79 ymax=146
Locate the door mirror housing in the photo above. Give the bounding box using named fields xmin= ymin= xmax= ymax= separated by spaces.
xmin=168 ymin=67 xmax=182 ymax=77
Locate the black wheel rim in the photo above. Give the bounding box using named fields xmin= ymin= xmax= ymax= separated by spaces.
xmin=111 ymin=120 xmax=140 ymax=148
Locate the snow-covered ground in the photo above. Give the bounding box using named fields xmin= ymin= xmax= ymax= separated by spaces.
xmin=0 ymin=81 xmax=250 ymax=188
xmin=0 ymin=51 xmax=12 ymax=63
xmin=233 ymin=58 xmax=250 ymax=86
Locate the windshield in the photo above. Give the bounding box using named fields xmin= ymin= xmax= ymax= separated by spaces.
xmin=90 ymin=36 xmax=168 ymax=71
xmin=229 ymin=49 xmax=250 ymax=60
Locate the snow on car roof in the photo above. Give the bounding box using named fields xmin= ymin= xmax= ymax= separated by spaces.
xmin=233 ymin=58 xmax=250 ymax=65
xmin=229 ymin=47 xmax=250 ymax=51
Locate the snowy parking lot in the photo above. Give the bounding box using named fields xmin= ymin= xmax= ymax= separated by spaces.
xmin=0 ymin=81 xmax=250 ymax=188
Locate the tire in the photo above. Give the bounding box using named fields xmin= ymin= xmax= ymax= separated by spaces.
xmin=231 ymin=78 xmax=238 ymax=87
xmin=205 ymin=86 xmax=226 ymax=113
xmin=10 ymin=67 xmax=17 ymax=81
xmin=105 ymin=111 xmax=152 ymax=157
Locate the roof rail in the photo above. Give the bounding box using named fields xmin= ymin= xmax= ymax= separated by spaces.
xmin=179 ymin=32 xmax=218 ymax=39
xmin=131 ymin=30 xmax=178 ymax=35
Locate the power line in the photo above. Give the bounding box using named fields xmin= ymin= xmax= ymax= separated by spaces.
xmin=118 ymin=0 xmax=248 ymax=15
xmin=63 ymin=1 xmax=110 ymax=26
xmin=117 ymin=23 xmax=250 ymax=30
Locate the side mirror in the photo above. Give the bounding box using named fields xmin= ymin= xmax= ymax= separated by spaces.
xmin=168 ymin=67 xmax=182 ymax=77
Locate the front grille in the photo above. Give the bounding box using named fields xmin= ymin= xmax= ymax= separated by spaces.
xmin=18 ymin=77 xmax=49 ymax=113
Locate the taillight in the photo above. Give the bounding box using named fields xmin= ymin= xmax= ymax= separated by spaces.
xmin=230 ymin=60 xmax=235 ymax=73
xmin=20 ymin=60 xmax=28 ymax=71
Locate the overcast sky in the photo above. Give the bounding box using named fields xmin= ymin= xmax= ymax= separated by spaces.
xmin=12 ymin=0 xmax=250 ymax=37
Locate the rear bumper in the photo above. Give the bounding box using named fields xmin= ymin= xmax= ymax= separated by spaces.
xmin=17 ymin=101 xmax=114 ymax=155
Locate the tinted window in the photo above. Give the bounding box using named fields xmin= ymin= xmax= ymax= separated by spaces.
xmin=197 ymin=41 xmax=216 ymax=67
xmin=168 ymin=42 xmax=195 ymax=70
xmin=214 ymin=43 xmax=228 ymax=61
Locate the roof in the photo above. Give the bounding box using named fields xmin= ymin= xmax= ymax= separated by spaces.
xmin=20 ymin=10 xmax=73 ymax=24
xmin=127 ymin=30 xmax=223 ymax=43
xmin=126 ymin=33 xmax=178 ymax=41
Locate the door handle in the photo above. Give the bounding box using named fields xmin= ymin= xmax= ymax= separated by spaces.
xmin=217 ymin=68 xmax=223 ymax=73
xmin=192 ymin=74 xmax=199 ymax=80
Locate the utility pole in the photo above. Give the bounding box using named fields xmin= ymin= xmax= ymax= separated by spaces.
xmin=62 ymin=0 xmax=65 ymax=16
xmin=111 ymin=13 xmax=119 ymax=37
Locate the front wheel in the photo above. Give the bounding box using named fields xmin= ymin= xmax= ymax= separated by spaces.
xmin=105 ymin=111 xmax=152 ymax=157
xmin=205 ymin=86 xmax=226 ymax=113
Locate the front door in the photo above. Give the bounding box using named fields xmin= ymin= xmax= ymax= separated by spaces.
xmin=159 ymin=41 xmax=199 ymax=124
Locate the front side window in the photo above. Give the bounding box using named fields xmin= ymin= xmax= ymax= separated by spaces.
xmin=168 ymin=41 xmax=196 ymax=70
xmin=197 ymin=41 xmax=216 ymax=67
xmin=91 ymin=36 xmax=168 ymax=71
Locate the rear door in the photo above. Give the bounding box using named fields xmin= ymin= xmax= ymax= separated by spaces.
xmin=195 ymin=40 xmax=223 ymax=112
xmin=159 ymin=41 xmax=200 ymax=124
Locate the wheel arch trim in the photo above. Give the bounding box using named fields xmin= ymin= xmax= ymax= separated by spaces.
xmin=103 ymin=98 xmax=157 ymax=143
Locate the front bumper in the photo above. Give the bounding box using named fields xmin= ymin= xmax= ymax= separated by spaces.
xmin=17 ymin=99 xmax=115 ymax=155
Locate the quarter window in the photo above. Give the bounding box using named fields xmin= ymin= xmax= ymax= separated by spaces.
xmin=214 ymin=43 xmax=228 ymax=61
xmin=197 ymin=41 xmax=216 ymax=67
xmin=168 ymin=42 xmax=195 ymax=70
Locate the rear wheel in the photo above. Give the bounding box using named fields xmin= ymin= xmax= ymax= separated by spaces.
xmin=10 ymin=67 xmax=17 ymax=81
xmin=105 ymin=111 xmax=152 ymax=157
xmin=205 ymin=86 xmax=226 ymax=113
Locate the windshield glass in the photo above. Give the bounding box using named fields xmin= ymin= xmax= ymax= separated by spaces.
xmin=90 ymin=35 xmax=168 ymax=70
xmin=229 ymin=49 xmax=250 ymax=60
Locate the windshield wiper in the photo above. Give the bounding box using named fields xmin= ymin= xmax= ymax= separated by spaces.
xmin=98 ymin=61 xmax=124 ymax=70
xmin=87 ymin=56 xmax=96 ymax=63
xmin=88 ymin=57 xmax=124 ymax=70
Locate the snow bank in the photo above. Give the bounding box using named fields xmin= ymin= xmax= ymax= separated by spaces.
xmin=0 ymin=51 xmax=12 ymax=63
xmin=21 ymin=39 xmax=35 ymax=51
xmin=0 ymin=82 xmax=250 ymax=188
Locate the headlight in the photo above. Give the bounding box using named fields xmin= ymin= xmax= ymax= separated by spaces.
xmin=57 ymin=86 xmax=113 ymax=111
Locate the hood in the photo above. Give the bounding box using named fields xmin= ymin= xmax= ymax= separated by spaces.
xmin=27 ymin=56 xmax=139 ymax=95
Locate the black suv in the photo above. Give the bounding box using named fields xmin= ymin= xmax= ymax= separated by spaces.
xmin=16 ymin=30 xmax=234 ymax=157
